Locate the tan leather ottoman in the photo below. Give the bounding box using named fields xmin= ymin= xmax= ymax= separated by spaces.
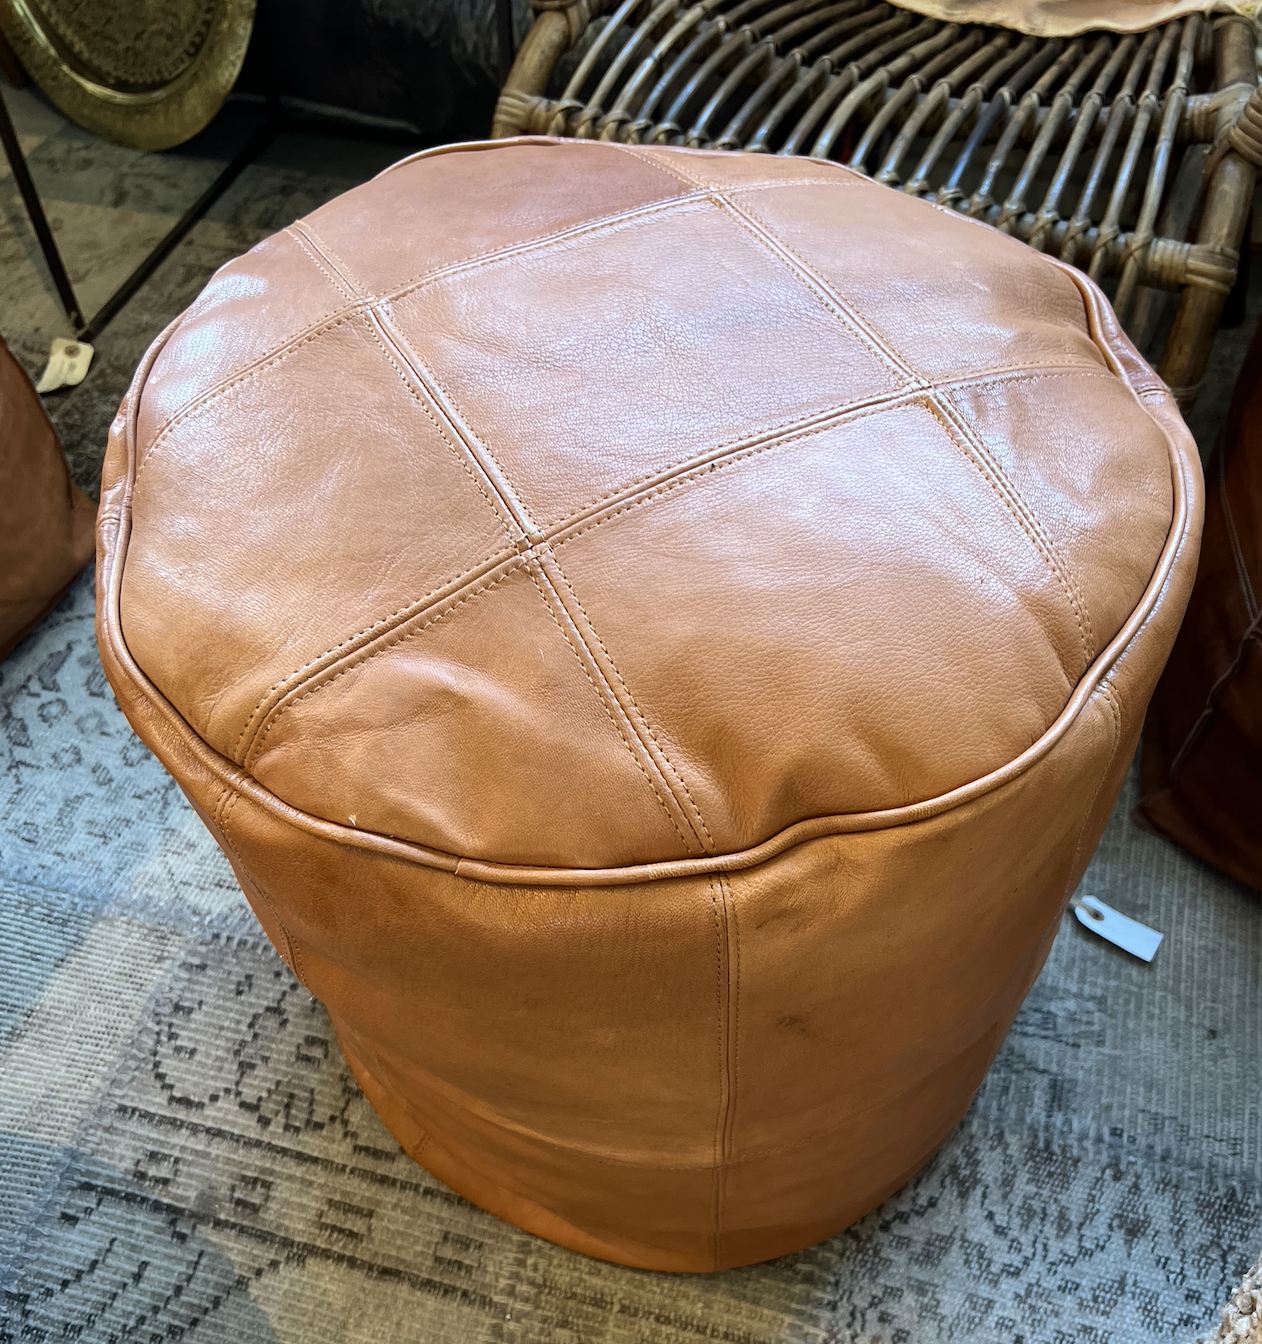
xmin=97 ymin=138 xmax=1202 ymax=1272
xmin=1 ymin=336 xmax=96 ymax=660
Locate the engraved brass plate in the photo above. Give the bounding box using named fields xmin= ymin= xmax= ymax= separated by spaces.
xmin=0 ymin=0 xmax=255 ymax=149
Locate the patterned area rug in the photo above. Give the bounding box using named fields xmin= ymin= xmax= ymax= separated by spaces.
xmin=2 ymin=572 xmax=1260 ymax=1344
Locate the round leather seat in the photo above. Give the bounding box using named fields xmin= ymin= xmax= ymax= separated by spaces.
xmin=98 ymin=138 xmax=1202 ymax=1272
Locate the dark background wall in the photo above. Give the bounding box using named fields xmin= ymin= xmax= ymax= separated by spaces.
xmin=237 ymin=0 xmax=532 ymax=141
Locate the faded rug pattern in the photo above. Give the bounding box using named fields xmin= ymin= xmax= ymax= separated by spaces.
xmin=1 ymin=572 xmax=1259 ymax=1344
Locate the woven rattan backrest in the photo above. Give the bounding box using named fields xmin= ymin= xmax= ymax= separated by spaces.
xmin=495 ymin=0 xmax=1262 ymax=409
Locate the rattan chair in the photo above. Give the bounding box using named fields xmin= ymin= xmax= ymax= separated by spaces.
xmin=493 ymin=0 xmax=1262 ymax=410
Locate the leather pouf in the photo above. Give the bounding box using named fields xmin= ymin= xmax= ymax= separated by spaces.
xmin=1 ymin=335 xmax=96 ymax=660
xmin=97 ymin=138 xmax=1202 ymax=1273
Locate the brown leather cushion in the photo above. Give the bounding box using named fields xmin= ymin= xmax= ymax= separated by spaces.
xmin=0 ymin=337 xmax=96 ymax=661
xmin=1137 ymin=313 xmax=1262 ymax=889
xmin=97 ymin=139 xmax=1202 ymax=1271
xmin=893 ymin=0 xmax=1211 ymax=37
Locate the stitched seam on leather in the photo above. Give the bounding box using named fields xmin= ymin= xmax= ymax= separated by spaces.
xmin=1219 ymin=445 xmax=1260 ymax=622
xmin=238 ymin=393 xmax=756 ymax=763
xmin=524 ymin=558 xmax=696 ymax=855
xmin=375 ymin=190 xmax=710 ymax=299
xmin=1066 ymin=682 xmax=1120 ymax=892
xmin=403 ymin=1051 xmax=961 ymax=1170
xmin=550 ymin=396 xmax=928 ymax=553
xmin=378 ymin=299 xmax=715 ymax=852
xmin=293 ymin=222 xmax=368 ymax=300
xmin=233 ymin=543 xmax=514 ymax=761
xmin=1164 ymin=606 xmax=1262 ymax=782
xmin=246 ymin=565 xmax=522 ymax=766
xmin=710 ymin=880 xmax=726 ymax=1270
xmin=288 ymin=225 xmax=360 ymax=302
xmin=374 ymin=178 xmax=851 ymax=294
xmin=928 ymin=394 xmax=1094 ymax=671
xmin=369 ymin=177 xmax=857 ymax=299
xmin=142 ymin=161 xmax=1091 ymax=481
xmin=546 ymin=389 xmax=909 ymax=528
xmin=715 ymin=197 xmax=922 ymax=387
xmin=231 ymin=364 xmax=1114 ymax=765
xmin=231 ymin=254 xmax=709 ymax=846
xmin=368 ymin=316 xmax=520 ymax=532
xmin=547 ymin=363 xmax=1113 ymax=535
xmin=228 ymin=359 xmax=1110 ymax=757
xmin=530 ymin=555 xmax=703 ymax=854
xmin=726 ymin=874 xmax=740 ymax=1168
xmin=244 ymin=394 xmax=909 ymax=759
xmin=376 ymin=310 xmax=532 ymax=535
xmin=936 ymin=362 xmax=1114 ymax=387
xmin=616 ymin=146 xmax=920 ymax=388
xmin=139 ymin=195 xmax=1103 ymax=505
xmin=720 ymin=873 xmax=739 ymax=1242
xmin=723 ymin=177 xmax=866 ymax=191
xmin=233 ymin=314 xmax=518 ymax=761
xmin=107 ymin=291 xmax=1196 ymax=885
xmin=940 ymin=388 xmax=1096 ymax=658
xmin=547 ymin=560 xmax=716 ymax=852
xmin=139 ymin=193 xmax=712 ymax=460
xmin=135 ymin=312 xmax=361 ymax=483
xmin=632 ymin=155 xmax=1119 ymax=410
xmin=543 ymin=1005 xmax=1001 ymax=1169
xmin=219 ymin=789 xmax=306 ymax=986
xmin=146 ymin=151 xmax=1116 ymax=780
xmin=385 ymin=179 xmax=868 ymax=307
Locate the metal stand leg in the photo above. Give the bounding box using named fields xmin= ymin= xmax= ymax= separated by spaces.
xmin=0 ymin=83 xmax=83 ymax=330
xmin=79 ymin=115 xmax=277 ymax=343
xmin=0 ymin=84 xmax=277 ymax=345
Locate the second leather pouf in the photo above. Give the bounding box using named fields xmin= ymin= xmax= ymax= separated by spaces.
xmin=97 ymin=139 xmax=1202 ymax=1272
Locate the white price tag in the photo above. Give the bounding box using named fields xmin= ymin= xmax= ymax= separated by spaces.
xmin=35 ymin=337 xmax=94 ymax=394
xmin=1072 ymin=894 xmax=1164 ymax=962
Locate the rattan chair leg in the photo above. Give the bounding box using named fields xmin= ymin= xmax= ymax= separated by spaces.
xmin=1160 ymin=16 xmax=1258 ymax=411
xmin=491 ymin=9 xmax=575 ymax=138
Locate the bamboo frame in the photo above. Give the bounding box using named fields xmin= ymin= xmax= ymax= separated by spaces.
xmin=494 ymin=0 xmax=1260 ymax=410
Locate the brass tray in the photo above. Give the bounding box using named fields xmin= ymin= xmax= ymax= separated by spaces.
xmin=0 ymin=0 xmax=255 ymax=150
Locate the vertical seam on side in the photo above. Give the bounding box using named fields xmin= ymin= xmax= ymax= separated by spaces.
xmin=1067 ymin=682 xmax=1121 ymax=898
xmin=710 ymin=873 xmax=739 ymax=1270
xmin=1164 ymin=607 xmax=1262 ymax=782
xmin=710 ymin=880 xmax=727 ymax=1272
xmin=1219 ymin=445 xmax=1260 ymax=622
xmin=219 ymin=790 xmax=307 ymax=987
xmin=721 ymin=873 xmax=740 ymax=1168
